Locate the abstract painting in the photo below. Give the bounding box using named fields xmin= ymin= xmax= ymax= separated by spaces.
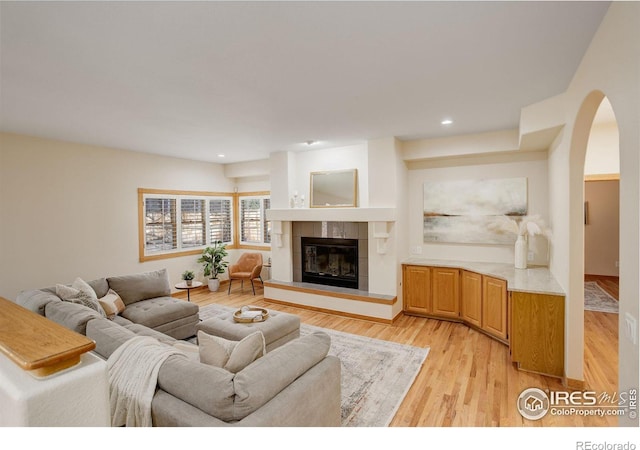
xmin=423 ymin=178 xmax=527 ymax=244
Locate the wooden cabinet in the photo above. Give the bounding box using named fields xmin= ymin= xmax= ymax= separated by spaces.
xmin=510 ymin=292 xmax=564 ymax=377
xmin=402 ymin=263 xmax=564 ymax=379
xmin=402 ymin=265 xmax=459 ymax=319
xmin=460 ymin=270 xmax=482 ymax=327
xmin=431 ymin=268 xmax=460 ymax=319
xmin=402 ymin=265 xmax=431 ymax=315
xmin=460 ymin=271 xmax=508 ymax=341
xmin=482 ymin=276 xmax=508 ymax=341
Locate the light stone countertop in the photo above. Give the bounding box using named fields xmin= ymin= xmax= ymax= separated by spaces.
xmin=401 ymin=257 xmax=565 ymax=296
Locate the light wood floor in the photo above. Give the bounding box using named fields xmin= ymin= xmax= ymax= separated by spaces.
xmin=179 ymin=281 xmax=620 ymax=427
xmin=585 ymin=274 xmax=620 ymax=300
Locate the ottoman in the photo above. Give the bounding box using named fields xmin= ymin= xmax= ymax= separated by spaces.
xmin=196 ymin=308 xmax=301 ymax=352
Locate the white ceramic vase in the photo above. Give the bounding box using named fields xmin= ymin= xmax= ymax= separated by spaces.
xmin=514 ymin=234 xmax=528 ymax=269
xmin=208 ymin=278 xmax=220 ymax=292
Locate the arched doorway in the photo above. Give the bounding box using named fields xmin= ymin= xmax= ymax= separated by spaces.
xmin=582 ymin=96 xmax=619 ymax=394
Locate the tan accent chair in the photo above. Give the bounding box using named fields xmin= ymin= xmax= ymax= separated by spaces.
xmin=228 ymin=253 xmax=263 ymax=295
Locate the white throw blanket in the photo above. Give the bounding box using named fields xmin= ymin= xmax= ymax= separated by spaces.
xmin=107 ymin=336 xmax=185 ymax=427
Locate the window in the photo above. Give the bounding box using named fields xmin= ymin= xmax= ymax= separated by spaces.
xmin=209 ymin=198 xmax=232 ymax=243
xmin=239 ymin=194 xmax=271 ymax=247
xmin=144 ymin=198 xmax=177 ymax=252
xmin=138 ymin=189 xmax=234 ymax=261
xmin=180 ymin=199 xmax=206 ymax=248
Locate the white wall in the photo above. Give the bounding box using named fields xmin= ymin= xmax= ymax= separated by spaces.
xmin=234 ymin=176 xmax=270 ymax=193
xmin=542 ymin=2 xmax=639 ymax=425
xmin=289 ymin=144 xmax=369 ymax=208
xmin=405 ymin=150 xmax=549 ymax=265
xmin=0 ymin=132 xmax=235 ymax=300
xmin=584 ymin=121 xmax=620 ymax=175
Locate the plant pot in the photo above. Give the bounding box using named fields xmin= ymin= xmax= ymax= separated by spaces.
xmin=208 ymin=278 xmax=220 ymax=292
xmin=186 ymin=280 xmax=193 ymax=287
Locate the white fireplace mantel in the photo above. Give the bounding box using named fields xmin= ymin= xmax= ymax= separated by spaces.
xmin=266 ymin=207 xmax=396 ymax=223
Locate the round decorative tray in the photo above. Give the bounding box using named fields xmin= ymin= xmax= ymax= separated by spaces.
xmin=233 ymin=306 xmax=269 ymax=323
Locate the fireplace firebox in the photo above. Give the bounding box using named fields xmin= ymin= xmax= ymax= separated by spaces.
xmin=301 ymin=237 xmax=358 ymax=289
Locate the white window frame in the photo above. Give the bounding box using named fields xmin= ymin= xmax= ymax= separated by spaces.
xmin=238 ymin=194 xmax=271 ymax=248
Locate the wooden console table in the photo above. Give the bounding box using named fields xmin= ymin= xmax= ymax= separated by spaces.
xmin=0 ymin=296 xmax=96 ymax=377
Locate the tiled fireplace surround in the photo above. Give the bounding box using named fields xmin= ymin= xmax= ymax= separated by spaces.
xmin=291 ymin=221 xmax=369 ymax=291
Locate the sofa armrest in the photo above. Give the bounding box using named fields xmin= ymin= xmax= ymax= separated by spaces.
xmin=231 ymin=331 xmax=331 ymax=421
xmin=233 ymin=355 xmax=341 ymax=426
xmin=15 ymin=289 xmax=61 ymax=316
xmin=45 ymin=300 xmax=103 ymax=335
xmin=151 ymin=355 xmax=341 ymax=427
xmin=250 ymin=264 xmax=263 ymax=279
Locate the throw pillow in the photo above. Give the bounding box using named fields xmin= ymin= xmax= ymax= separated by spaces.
xmin=98 ymin=289 xmax=126 ymax=320
xmin=56 ymin=278 xmax=106 ymax=318
xmin=72 ymin=277 xmax=98 ymax=301
xmin=197 ymin=330 xmax=266 ymax=373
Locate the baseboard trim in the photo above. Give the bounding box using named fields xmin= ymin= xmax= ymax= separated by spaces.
xmin=564 ymin=377 xmax=586 ymax=390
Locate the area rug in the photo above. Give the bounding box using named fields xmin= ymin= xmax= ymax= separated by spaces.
xmin=584 ymin=281 xmax=618 ymax=313
xmin=196 ymin=304 xmax=430 ymax=427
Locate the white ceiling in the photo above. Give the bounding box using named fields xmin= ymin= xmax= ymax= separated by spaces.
xmin=0 ymin=1 xmax=610 ymax=164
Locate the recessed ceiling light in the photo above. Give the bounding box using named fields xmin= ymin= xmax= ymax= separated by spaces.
xmin=441 ymin=119 xmax=453 ymax=125
xmin=217 ymin=154 xmax=225 ymax=158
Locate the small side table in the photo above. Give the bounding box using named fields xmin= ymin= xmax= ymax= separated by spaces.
xmin=175 ymin=281 xmax=203 ymax=302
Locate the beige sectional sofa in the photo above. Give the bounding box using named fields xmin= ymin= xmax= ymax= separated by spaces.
xmin=17 ymin=269 xmax=199 ymax=339
xmin=15 ymin=269 xmax=342 ymax=427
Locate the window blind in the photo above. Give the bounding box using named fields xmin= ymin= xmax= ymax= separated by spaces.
xmin=210 ymin=198 xmax=232 ymax=243
xmin=263 ymin=198 xmax=271 ymax=244
xmin=144 ymin=198 xmax=177 ymax=252
xmin=240 ymin=198 xmax=262 ymax=243
xmin=180 ymin=199 xmax=206 ymax=248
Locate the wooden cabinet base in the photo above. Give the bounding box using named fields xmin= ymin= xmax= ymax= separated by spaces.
xmin=402 ymin=264 xmax=565 ymax=379
xmin=510 ymin=292 xmax=564 ymax=378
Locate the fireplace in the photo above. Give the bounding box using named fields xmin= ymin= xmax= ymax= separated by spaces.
xmin=301 ymin=237 xmax=358 ymax=289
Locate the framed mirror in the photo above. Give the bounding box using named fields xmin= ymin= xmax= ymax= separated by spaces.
xmin=310 ymin=169 xmax=358 ymax=208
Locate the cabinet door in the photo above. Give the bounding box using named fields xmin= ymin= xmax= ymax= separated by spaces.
xmin=510 ymin=292 xmax=564 ymax=377
xmin=403 ymin=265 xmax=431 ymax=315
xmin=431 ymin=268 xmax=460 ymax=319
xmin=461 ymin=271 xmax=482 ymax=328
xmin=482 ymin=276 xmax=508 ymax=340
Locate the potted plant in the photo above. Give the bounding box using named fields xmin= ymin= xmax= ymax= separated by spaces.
xmin=197 ymin=240 xmax=229 ymax=292
xmin=181 ymin=270 xmax=195 ymax=286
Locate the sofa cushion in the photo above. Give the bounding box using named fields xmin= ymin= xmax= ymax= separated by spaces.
xmin=120 ymin=297 xmax=198 ymax=329
xmin=107 ymin=269 xmax=171 ymax=306
xmin=231 ymin=331 xmax=331 ymax=420
xmin=172 ymin=341 xmax=200 ymax=362
xmin=86 ymin=318 xmax=138 ymax=359
xmin=197 ymin=330 xmax=265 ymax=373
xmin=124 ymin=323 xmax=177 ymax=346
xmin=88 ymin=278 xmax=110 ymax=299
xmin=45 ymin=300 xmax=103 ymax=335
xmin=98 ymin=289 xmax=126 ymax=319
